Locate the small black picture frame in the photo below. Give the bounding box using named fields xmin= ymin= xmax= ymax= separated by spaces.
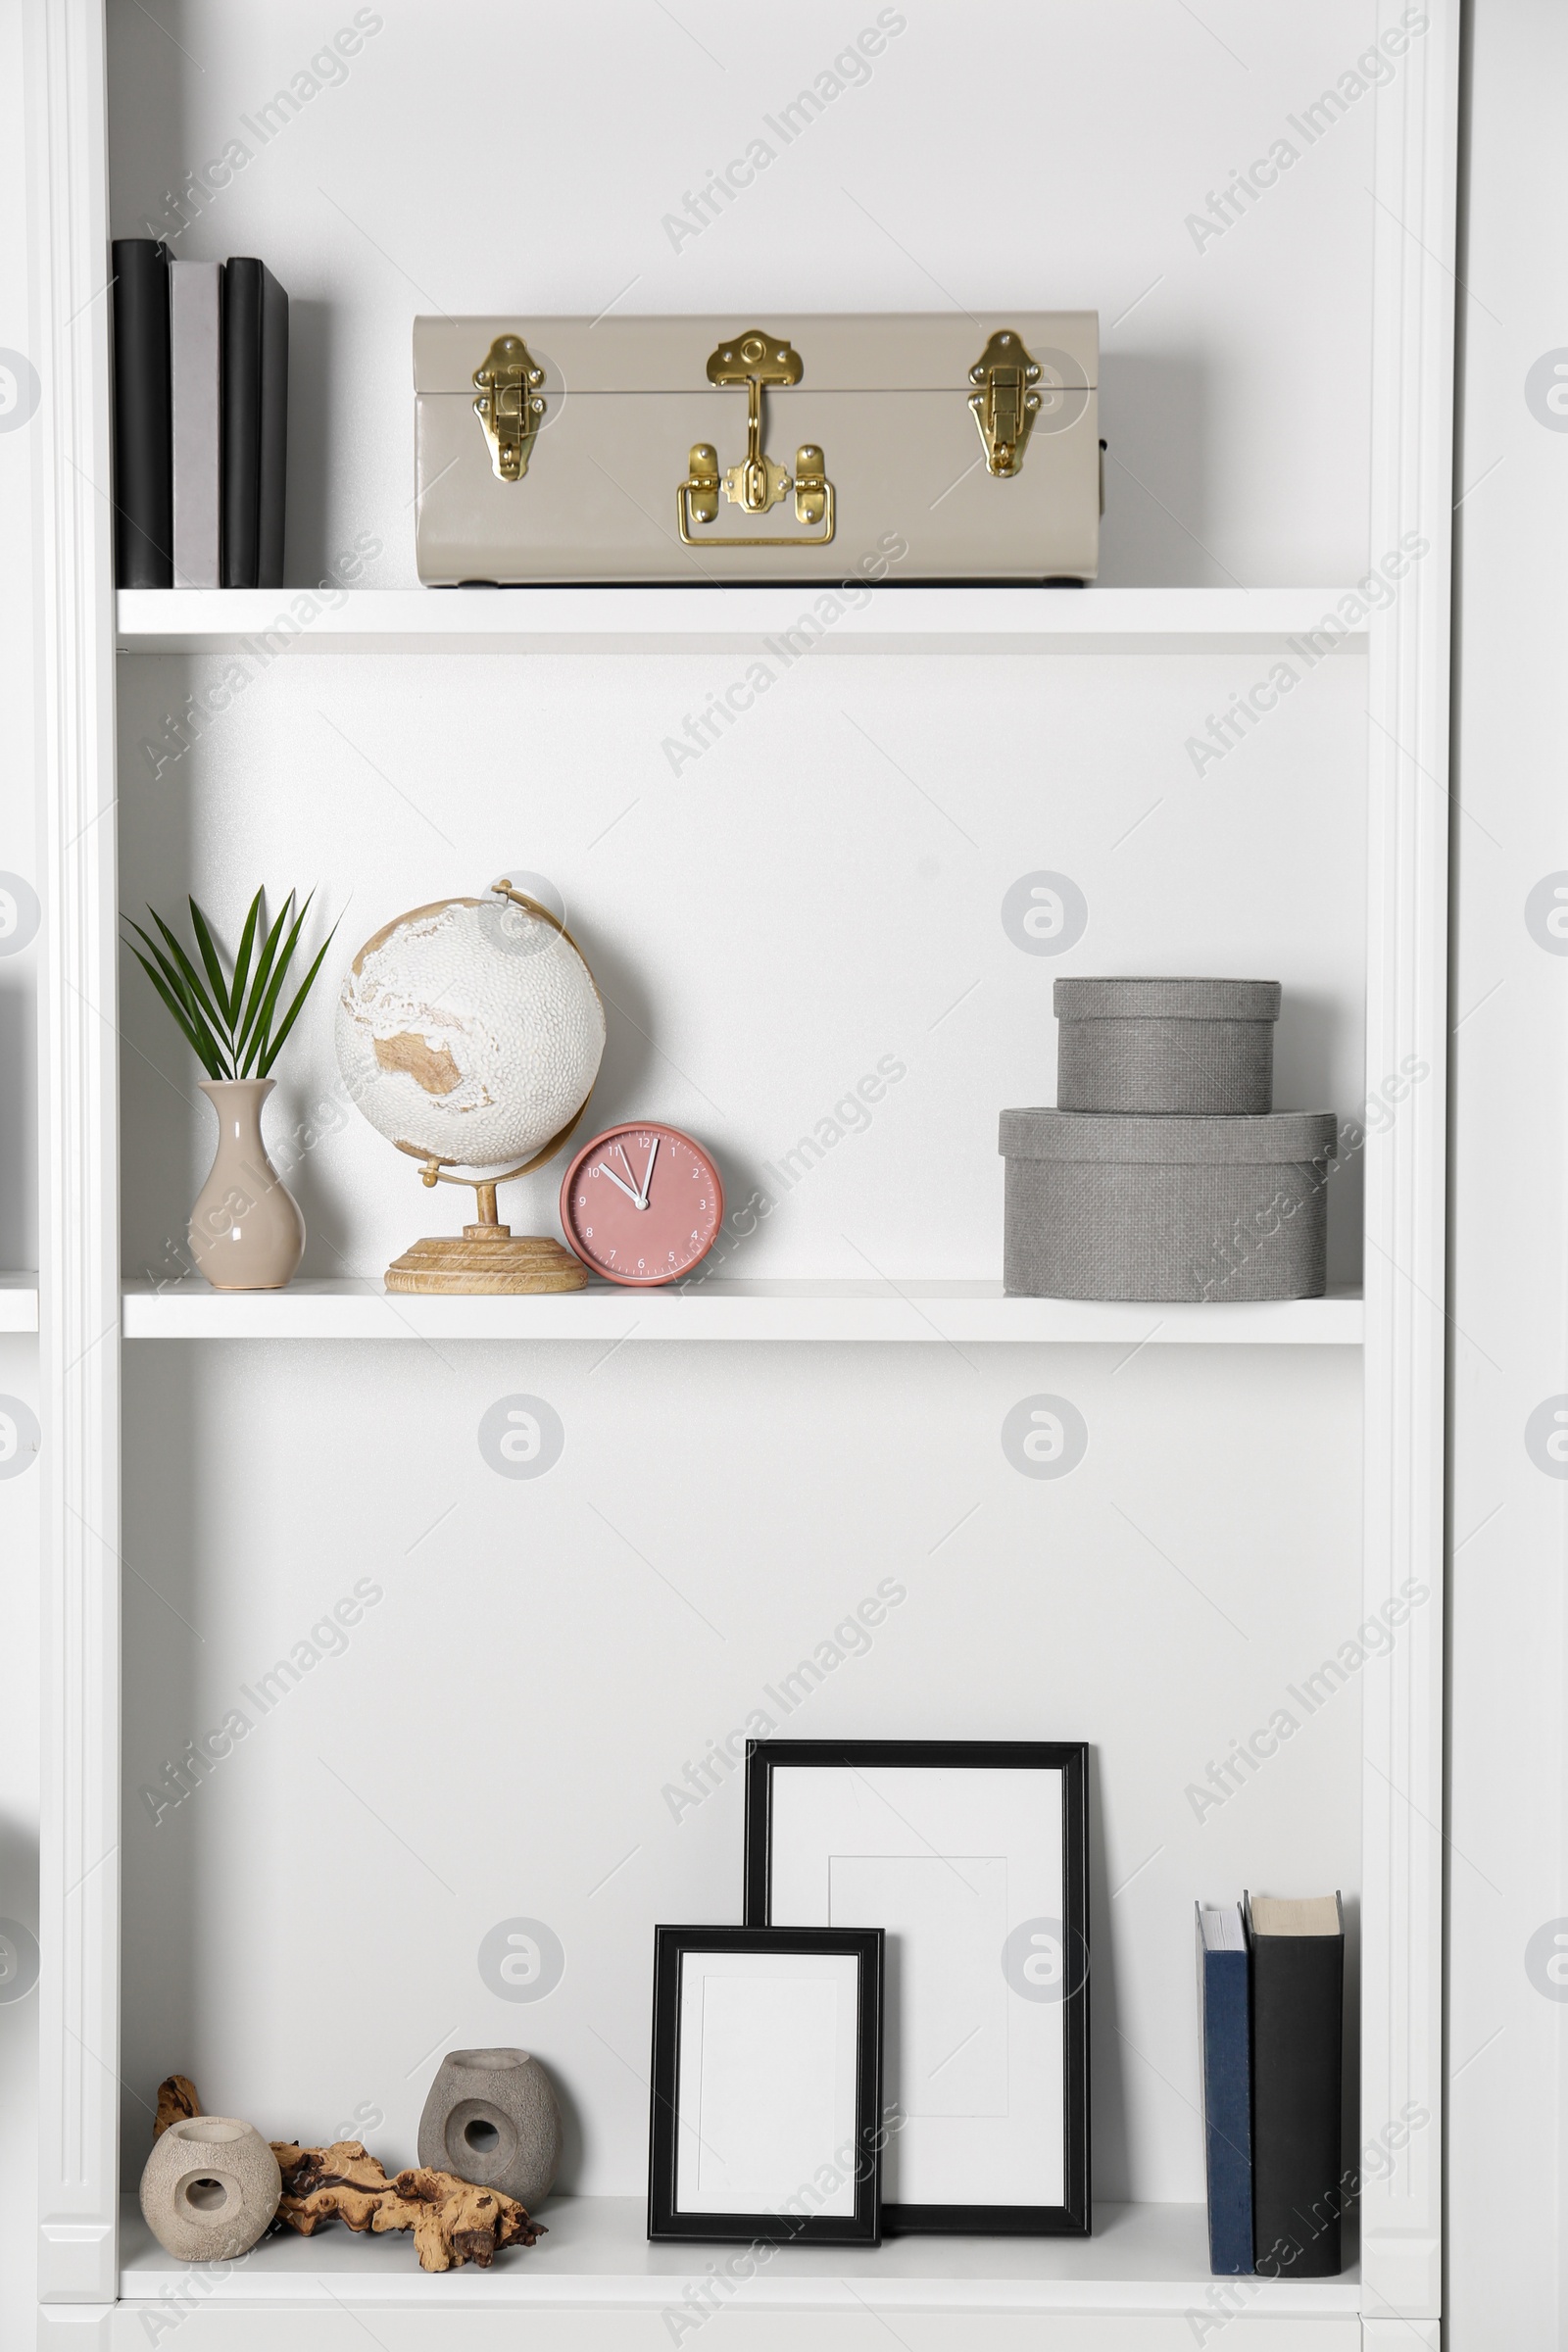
xmin=647 ymin=1924 xmax=886 ymax=2245
xmin=744 ymin=1739 xmax=1090 ymax=2237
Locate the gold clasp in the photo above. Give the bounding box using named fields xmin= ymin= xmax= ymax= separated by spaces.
xmin=677 ymin=328 xmax=834 ymax=545
xmin=793 ymin=444 xmax=828 ymax=528
xmin=473 ymin=333 xmax=546 ymax=483
xmin=968 ymin=329 xmax=1043 ymax=477
xmin=685 ymin=442 xmax=720 ymax=527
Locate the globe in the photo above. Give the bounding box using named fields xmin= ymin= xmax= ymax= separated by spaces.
xmin=336 ymin=890 xmax=605 ymax=1174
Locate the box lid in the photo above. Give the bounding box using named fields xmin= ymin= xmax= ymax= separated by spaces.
xmin=999 ymin=1109 xmax=1338 ymax=1164
xmin=1053 ymin=977 xmax=1282 ymax=1023
xmin=414 ymin=313 xmax=1099 ymax=396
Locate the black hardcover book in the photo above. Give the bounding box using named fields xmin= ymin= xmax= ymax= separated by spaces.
xmin=256 ymin=264 xmax=289 ymax=588
xmin=1246 ymin=1892 xmax=1346 ymax=2279
xmin=222 ymin=258 xmax=288 ymax=587
xmin=111 ymin=239 xmax=172 ymax=588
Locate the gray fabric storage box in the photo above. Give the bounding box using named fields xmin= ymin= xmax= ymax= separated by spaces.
xmin=1054 ymin=978 xmax=1282 ymax=1114
xmin=1000 ymin=1108 xmax=1337 ymax=1301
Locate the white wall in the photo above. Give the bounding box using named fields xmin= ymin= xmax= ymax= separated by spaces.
xmin=1448 ymin=2 xmax=1568 ymax=2341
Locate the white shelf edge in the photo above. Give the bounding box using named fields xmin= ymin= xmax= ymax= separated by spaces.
xmin=115 ymin=585 xmax=1374 ymax=657
xmin=0 ymin=1274 xmax=39 ymax=1333
xmin=115 ymin=2195 xmax=1362 ymax=2314
xmin=119 ymin=1277 xmax=1364 ymax=1345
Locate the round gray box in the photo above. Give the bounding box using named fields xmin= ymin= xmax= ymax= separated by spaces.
xmin=1000 ymin=1107 xmax=1337 ymax=1302
xmin=1053 ymin=977 xmax=1282 ymax=1114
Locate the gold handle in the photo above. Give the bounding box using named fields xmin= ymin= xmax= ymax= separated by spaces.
xmin=678 ymin=460 xmax=835 ymax=547
xmin=676 ymin=329 xmax=835 ymax=546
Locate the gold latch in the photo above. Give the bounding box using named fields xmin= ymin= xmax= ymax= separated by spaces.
xmin=968 ymin=329 xmax=1043 ymax=477
xmin=793 ymin=444 xmax=828 ymax=528
xmin=677 ymin=329 xmax=835 ymax=545
xmin=473 ymin=333 xmax=546 ymax=483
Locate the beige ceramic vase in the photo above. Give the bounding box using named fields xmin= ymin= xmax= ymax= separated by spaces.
xmin=139 ymin=2116 xmax=282 ymax=2260
xmin=189 ymin=1079 xmax=306 ymax=1291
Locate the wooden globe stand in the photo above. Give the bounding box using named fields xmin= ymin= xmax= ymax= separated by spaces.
xmin=385 ymin=1158 xmax=588 ymax=1296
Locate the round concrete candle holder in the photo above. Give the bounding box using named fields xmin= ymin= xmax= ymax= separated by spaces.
xmin=417 ymin=2048 xmax=562 ymax=2211
xmin=139 ymin=2116 xmax=282 ymax=2262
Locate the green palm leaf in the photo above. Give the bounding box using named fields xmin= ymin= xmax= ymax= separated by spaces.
xmin=258 ymin=918 xmax=341 ymax=1076
xmin=125 ymin=945 xmax=226 ymax=1079
xmin=233 ymin=895 xmax=297 ymax=1067
xmin=187 ymin=897 xmax=233 ymax=1036
xmin=146 ymin=908 xmax=229 ymax=1047
xmin=222 ymin=887 xmax=265 ymax=1030
xmin=122 ymin=886 xmax=335 ymax=1087
xmin=243 ymin=895 xmax=312 ymax=1076
xmin=123 ymin=918 xmax=226 ymax=1060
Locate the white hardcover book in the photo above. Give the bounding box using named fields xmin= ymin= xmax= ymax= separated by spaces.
xmin=170 ymin=260 xmax=221 ymax=588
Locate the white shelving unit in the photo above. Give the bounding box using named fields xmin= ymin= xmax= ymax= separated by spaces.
xmin=27 ymin=7 xmax=1456 ymax=2349
xmin=0 ymin=1275 xmax=39 ymax=1335
xmin=121 ymin=1276 xmax=1365 ymax=1345
xmin=115 ymin=585 xmax=1367 ymax=658
xmin=116 ymin=2193 xmax=1362 ymax=2324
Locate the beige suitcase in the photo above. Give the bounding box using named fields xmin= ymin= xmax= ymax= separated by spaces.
xmin=412 ymin=313 xmax=1100 ymax=585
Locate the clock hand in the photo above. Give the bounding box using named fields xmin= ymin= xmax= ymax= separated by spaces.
xmin=614 ymin=1142 xmax=652 ymax=1209
xmin=638 ymin=1136 xmax=660 ymax=1205
xmin=596 ymin=1161 xmax=644 ymax=1206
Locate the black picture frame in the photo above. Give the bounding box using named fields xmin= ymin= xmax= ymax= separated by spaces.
xmin=743 ymin=1739 xmax=1090 ymax=2237
xmin=647 ymin=1923 xmax=886 ymax=2245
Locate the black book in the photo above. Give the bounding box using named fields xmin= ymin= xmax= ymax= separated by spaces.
xmin=222 ymin=258 xmax=288 ymax=587
xmin=1246 ymin=1891 xmax=1346 ymax=2279
xmin=111 ymin=239 xmax=172 ymax=588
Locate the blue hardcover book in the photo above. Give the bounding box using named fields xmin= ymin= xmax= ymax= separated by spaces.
xmin=1197 ymin=1901 xmax=1254 ymax=2274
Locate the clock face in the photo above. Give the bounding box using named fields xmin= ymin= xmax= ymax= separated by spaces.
xmin=560 ymin=1124 xmax=725 ymax=1288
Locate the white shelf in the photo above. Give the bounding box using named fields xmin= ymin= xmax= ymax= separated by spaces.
xmin=115 ymin=586 xmax=1370 ymax=658
xmin=120 ymin=1276 xmax=1364 ymax=1346
xmin=117 ymin=2194 xmax=1360 ymax=2317
xmin=0 ymin=1275 xmax=38 ymax=1334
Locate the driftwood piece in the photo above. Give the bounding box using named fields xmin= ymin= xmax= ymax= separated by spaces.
xmin=154 ymin=2076 xmax=201 ymax=2136
xmin=152 ymin=2077 xmax=545 ymax=2273
xmin=271 ymin=2140 xmax=545 ymax=2271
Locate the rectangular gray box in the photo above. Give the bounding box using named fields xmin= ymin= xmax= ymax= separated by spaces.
xmin=1000 ymin=1108 xmax=1337 ymax=1302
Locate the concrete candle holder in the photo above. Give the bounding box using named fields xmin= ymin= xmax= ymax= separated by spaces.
xmin=417 ymin=2048 xmax=562 ymax=2211
xmin=139 ymin=2116 xmax=282 ymax=2261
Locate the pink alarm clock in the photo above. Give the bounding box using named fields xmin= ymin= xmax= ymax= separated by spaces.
xmin=560 ymin=1123 xmax=724 ymax=1287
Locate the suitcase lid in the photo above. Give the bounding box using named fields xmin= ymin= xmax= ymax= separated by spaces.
xmin=1054 ymin=978 xmax=1283 ymax=1023
xmin=413 ymin=313 xmax=1099 ymax=395
xmin=999 ymin=1108 xmax=1339 ymax=1164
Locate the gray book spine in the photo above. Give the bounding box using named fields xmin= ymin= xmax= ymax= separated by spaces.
xmin=170 ymin=260 xmax=222 ymax=589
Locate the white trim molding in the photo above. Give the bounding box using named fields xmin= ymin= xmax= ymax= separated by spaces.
xmin=1357 ymin=0 xmax=1458 ymax=2325
xmin=27 ymin=0 xmax=122 ymax=2309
